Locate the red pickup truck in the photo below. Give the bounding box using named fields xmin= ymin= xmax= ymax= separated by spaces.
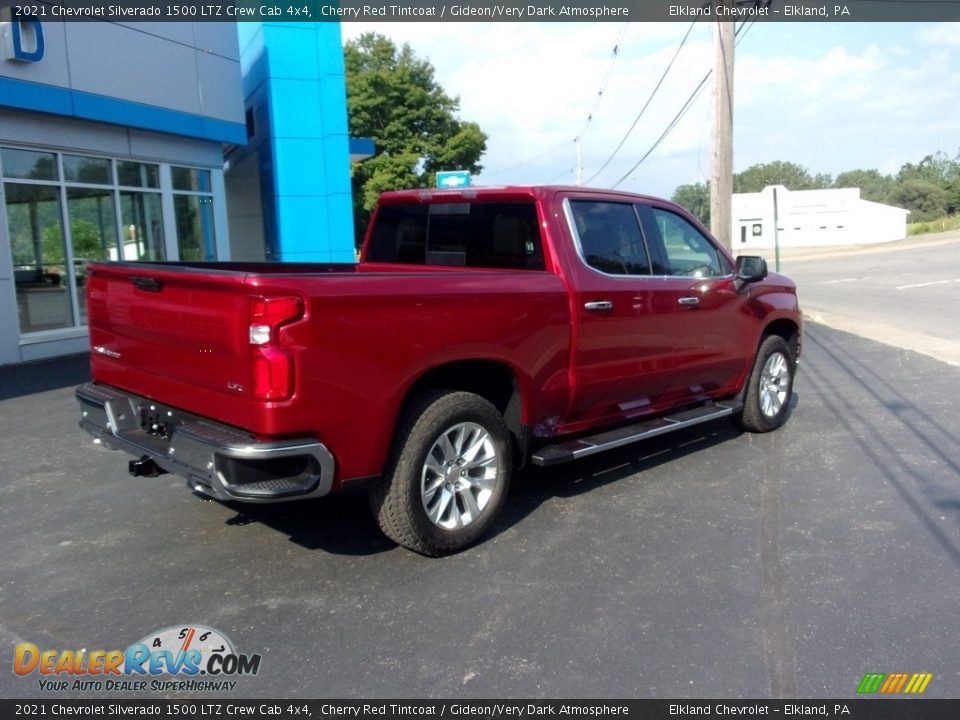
xmin=77 ymin=186 xmax=801 ymax=555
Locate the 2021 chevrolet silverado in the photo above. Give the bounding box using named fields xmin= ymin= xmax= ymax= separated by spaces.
xmin=77 ymin=186 xmax=801 ymax=555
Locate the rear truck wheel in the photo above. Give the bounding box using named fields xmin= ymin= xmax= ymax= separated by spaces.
xmin=369 ymin=390 xmax=512 ymax=556
xmin=737 ymin=335 xmax=796 ymax=433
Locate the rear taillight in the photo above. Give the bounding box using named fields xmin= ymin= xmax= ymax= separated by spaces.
xmin=249 ymin=296 xmax=303 ymax=401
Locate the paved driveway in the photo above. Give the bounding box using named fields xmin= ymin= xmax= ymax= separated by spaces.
xmin=1 ymin=324 xmax=958 ymax=699
xmin=767 ymin=233 xmax=960 ymax=366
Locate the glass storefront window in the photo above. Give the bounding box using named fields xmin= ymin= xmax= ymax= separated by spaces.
xmin=2 ymin=148 xmax=220 ymax=336
xmin=119 ymin=191 xmax=165 ymax=261
xmin=174 ymin=194 xmax=216 ymax=261
xmin=172 ymin=165 xmax=216 ymax=261
xmin=1 ymin=148 xmax=58 ymax=181
xmin=172 ymin=166 xmax=211 ymax=193
xmin=63 ymin=155 xmax=112 ymax=185
xmin=66 ymin=187 xmax=119 ymax=324
xmin=4 ymin=182 xmax=75 ymax=333
xmin=117 ymin=161 xmax=159 ymax=189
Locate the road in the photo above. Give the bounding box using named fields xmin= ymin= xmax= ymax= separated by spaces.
xmin=771 ymin=233 xmax=960 ymax=366
xmin=2 ymin=324 xmax=959 ymax=700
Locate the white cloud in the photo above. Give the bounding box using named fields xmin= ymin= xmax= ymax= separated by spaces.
xmin=342 ymin=22 xmax=960 ymax=198
xmin=734 ymin=31 xmax=960 ymax=180
xmin=342 ymin=22 xmax=719 ymax=190
xmin=918 ymin=22 xmax=960 ymax=48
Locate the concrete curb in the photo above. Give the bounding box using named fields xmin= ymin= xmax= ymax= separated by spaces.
xmin=803 ymin=309 xmax=960 ymax=368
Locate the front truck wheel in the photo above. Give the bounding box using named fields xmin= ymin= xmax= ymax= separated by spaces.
xmin=369 ymin=391 xmax=513 ymax=556
xmin=737 ymin=334 xmax=796 ymax=433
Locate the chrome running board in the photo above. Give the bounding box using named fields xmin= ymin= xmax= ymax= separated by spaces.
xmin=530 ymin=401 xmax=742 ymax=467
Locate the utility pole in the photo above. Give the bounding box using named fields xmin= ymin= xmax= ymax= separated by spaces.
xmin=710 ymin=10 xmax=735 ymax=253
xmin=772 ymin=186 xmax=781 ymax=272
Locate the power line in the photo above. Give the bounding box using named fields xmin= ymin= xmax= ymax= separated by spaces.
xmin=576 ymin=22 xmax=630 ymax=142
xmin=547 ymin=166 xmax=575 ymax=184
xmin=737 ymin=16 xmax=758 ymax=43
xmin=584 ymin=21 xmax=698 ymax=186
xmin=484 ymin=23 xmax=628 ymax=181
xmin=610 ymin=73 xmax=710 ymax=189
xmin=482 ymin=140 xmax=572 ymax=179
xmin=609 ymin=18 xmax=756 ymax=189
xmin=491 ymin=16 xmax=757 ymax=187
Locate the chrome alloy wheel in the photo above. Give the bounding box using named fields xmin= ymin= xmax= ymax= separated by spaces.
xmin=420 ymin=422 xmax=500 ymax=531
xmin=759 ymin=351 xmax=790 ymax=418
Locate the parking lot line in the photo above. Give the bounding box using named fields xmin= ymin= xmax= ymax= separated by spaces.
xmin=819 ymin=277 xmax=865 ymax=285
xmin=895 ymin=279 xmax=959 ymax=291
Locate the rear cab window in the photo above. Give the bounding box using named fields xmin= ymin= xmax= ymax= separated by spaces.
xmin=567 ymin=200 xmax=651 ymax=276
xmin=367 ymin=201 xmax=545 ymax=270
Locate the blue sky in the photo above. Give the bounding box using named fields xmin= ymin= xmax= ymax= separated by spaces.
xmin=341 ymin=22 xmax=960 ymax=199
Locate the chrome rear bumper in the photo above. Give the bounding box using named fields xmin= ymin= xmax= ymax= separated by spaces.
xmin=76 ymin=383 xmax=335 ymax=503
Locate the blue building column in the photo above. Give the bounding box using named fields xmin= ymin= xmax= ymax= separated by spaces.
xmin=237 ymin=22 xmax=355 ymax=263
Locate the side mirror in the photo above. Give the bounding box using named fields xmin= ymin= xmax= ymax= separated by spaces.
xmin=735 ymin=255 xmax=768 ymax=284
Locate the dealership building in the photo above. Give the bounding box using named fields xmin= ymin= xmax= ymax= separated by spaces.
xmin=0 ymin=18 xmax=358 ymax=366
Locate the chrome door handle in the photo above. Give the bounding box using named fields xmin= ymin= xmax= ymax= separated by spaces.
xmin=678 ymin=296 xmax=700 ymax=306
xmin=584 ymin=301 xmax=614 ymax=312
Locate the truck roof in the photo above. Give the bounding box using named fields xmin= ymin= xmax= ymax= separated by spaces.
xmin=377 ymin=185 xmax=667 ymax=205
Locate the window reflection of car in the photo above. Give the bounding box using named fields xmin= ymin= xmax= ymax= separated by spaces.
xmin=14 ymin=258 xmax=90 ymax=287
xmin=14 ymin=266 xmax=60 ymax=287
xmin=73 ymin=258 xmax=89 ymax=286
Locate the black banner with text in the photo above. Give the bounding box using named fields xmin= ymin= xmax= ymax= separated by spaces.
xmin=2 ymin=699 xmax=960 ymax=720
xmin=2 ymin=0 xmax=960 ymax=22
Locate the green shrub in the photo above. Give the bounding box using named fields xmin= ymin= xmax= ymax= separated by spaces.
xmin=906 ymin=214 xmax=960 ymax=236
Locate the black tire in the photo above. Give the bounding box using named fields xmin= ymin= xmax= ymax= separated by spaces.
xmin=737 ymin=334 xmax=796 ymax=433
xmin=368 ymin=390 xmax=512 ymax=556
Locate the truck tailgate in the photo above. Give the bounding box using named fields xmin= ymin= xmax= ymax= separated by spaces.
xmin=86 ymin=263 xmax=257 ymax=429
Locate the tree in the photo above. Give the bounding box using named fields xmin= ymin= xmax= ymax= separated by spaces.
xmin=43 ymin=218 xmax=105 ymax=263
xmin=897 ymin=151 xmax=959 ymax=187
xmin=670 ymin=151 xmax=960 ymax=230
xmin=344 ymin=33 xmax=487 ymax=239
xmin=733 ymin=161 xmax=830 ymax=193
xmin=888 ymin=179 xmax=949 ymax=222
xmin=896 ymin=151 xmax=960 ymax=215
xmin=671 ymin=182 xmax=710 ymax=226
xmin=833 ymin=169 xmax=896 ymax=203
xmin=951 ymin=149 xmax=960 ymax=214
xmin=945 ymin=175 xmax=960 ymax=215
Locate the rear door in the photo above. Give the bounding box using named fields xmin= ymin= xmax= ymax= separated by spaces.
xmin=564 ymin=198 xmax=685 ymax=421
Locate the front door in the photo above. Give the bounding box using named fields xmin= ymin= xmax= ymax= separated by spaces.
xmin=638 ymin=204 xmax=754 ymax=396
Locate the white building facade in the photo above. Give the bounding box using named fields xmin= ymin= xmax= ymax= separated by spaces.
xmin=732 ymin=186 xmax=909 ymax=252
xmin=0 ymin=18 xmax=245 ymax=365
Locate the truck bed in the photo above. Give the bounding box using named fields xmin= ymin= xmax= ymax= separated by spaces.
xmin=85 ymin=260 xmax=572 ymax=485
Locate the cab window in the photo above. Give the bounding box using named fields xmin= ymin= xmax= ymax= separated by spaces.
xmin=644 ymin=207 xmax=729 ymax=277
xmin=569 ymin=201 xmax=651 ymax=275
xmin=367 ymin=202 xmax=544 ymax=270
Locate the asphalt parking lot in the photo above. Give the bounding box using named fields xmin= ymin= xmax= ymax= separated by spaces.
xmin=1 ymin=323 xmax=958 ymax=700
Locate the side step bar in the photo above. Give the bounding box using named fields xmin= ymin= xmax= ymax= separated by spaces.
xmin=530 ymin=401 xmax=742 ymax=467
